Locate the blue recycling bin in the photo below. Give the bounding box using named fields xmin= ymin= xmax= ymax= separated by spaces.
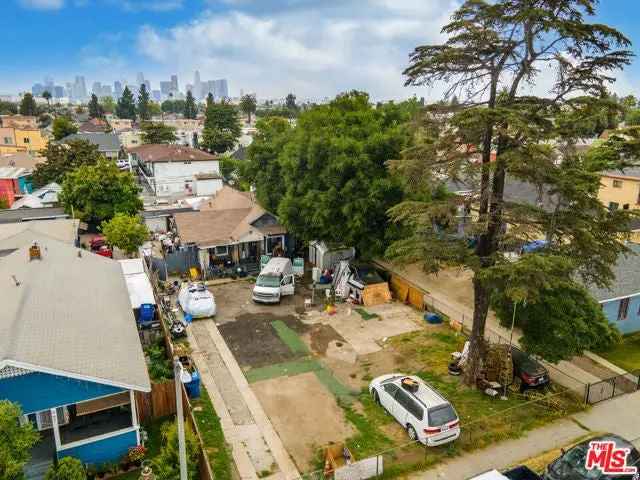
xmin=184 ymin=370 xmax=201 ymax=398
xmin=424 ymin=312 xmax=443 ymax=324
xmin=138 ymin=304 xmax=155 ymax=327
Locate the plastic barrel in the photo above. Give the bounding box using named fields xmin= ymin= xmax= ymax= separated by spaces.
xmin=424 ymin=312 xmax=443 ymax=324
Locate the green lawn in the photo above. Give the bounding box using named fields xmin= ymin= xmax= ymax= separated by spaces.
xmin=190 ymin=386 xmax=233 ymax=480
xmin=599 ymin=333 xmax=640 ymax=373
xmin=333 ymin=328 xmax=585 ymax=478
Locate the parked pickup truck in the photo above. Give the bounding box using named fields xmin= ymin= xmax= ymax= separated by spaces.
xmin=471 ymin=466 xmax=541 ymax=480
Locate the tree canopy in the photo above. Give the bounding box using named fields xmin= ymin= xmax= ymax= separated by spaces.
xmin=153 ymin=421 xmax=200 ymax=480
xmin=201 ymin=100 xmax=241 ymax=154
xmin=116 ymin=86 xmax=136 ymax=120
xmin=45 ymin=457 xmax=86 ymax=480
xmin=19 ymin=93 xmax=37 ymax=116
xmin=239 ymin=94 xmax=257 ymax=123
xmin=88 ymin=93 xmax=104 ymax=119
xmin=60 ymin=158 xmax=142 ymax=224
xmin=52 ymin=116 xmax=78 ymax=141
xmin=161 ymin=99 xmax=186 ymax=114
xmin=140 ymin=121 xmax=178 ymax=144
xmin=101 ymin=214 xmax=149 ymax=256
xmin=138 ymin=84 xmax=151 ymax=121
xmin=100 ymin=96 xmax=116 ymax=114
xmin=389 ymin=0 xmax=634 ymax=375
xmin=32 ymin=140 xmax=103 ymax=187
xmin=0 ymin=400 xmax=39 ymax=480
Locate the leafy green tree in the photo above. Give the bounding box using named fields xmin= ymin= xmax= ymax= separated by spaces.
xmin=60 ymin=158 xmax=142 ymax=224
xmin=153 ymin=421 xmax=199 ymax=480
xmin=239 ymin=94 xmax=257 ymax=123
xmin=201 ymin=100 xmax=241 ymax=154
xmin=45 ymin=457 xmax=86 ymax=480
xmin=285 ymin=93 xmax=297 ymax=112
xmin=149 ymin=101 xmax=162 ymax=117
xmin=52 ymin=116 xmax=78 ymax=141
xmin=184 ymin=91 xmax=198 ymax=119
xmin=140 ymin=121 xmax=177 ymax=144
xmin=0 ymin=100 xmax=18 ymax=115
xmin=32 ymin=140 xmax=103 ymax=187
xmin=245 ymin=117 xmax=293 ymax=211
xmin=275 ymin=91 xmax=416 ymax=257
xmin=100 ymin=96 xmax=116 ymax=114
xmin=101 ymin=214 xmax=149 ymax=256
xmin=19 ymin=93 xmax=38 ymax=116
xmin=116 ymin=86 xmax=136 ymax=120
xmin=88 ymin=94 xmax=104 ymax=119
xmin=206 ymin=93 xmax=214 ymax=108
xmin=626 ymin=109 xmax=640 ymax=126
xmin=161 ymin=99 xmax=186 ymax=114
xmin=0 ymin=400 xmax=40 ymax=480
xmin=38 ymin=113 xmax=52 ymax=129
xmin=391 ymin=0 xmax=634 ymax=380
xmin=137 ymin=84 xmax=151 ymax=121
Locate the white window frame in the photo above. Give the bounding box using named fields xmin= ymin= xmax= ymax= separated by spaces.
xmin=214 ymin=245 xmax=229 ymax=256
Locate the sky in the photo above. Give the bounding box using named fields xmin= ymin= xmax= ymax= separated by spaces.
xmin=2 ymin=0 xmax=640 ymax=101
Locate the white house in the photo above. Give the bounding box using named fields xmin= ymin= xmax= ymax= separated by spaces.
xmin=128 ymin=144 xmax=223 ymax=198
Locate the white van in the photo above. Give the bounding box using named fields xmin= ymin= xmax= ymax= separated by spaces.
xmin=369 ymin=374 xmax=460 ymax=446
xmin=252 ymin=257 xmax=295 ymax=303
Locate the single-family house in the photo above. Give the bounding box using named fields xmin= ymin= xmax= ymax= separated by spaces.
xmin=128 ymin=144 xmax=222 ymax=198
xmin=0 ymin=166 xmax=33 ymax=207
xmin=586 ymin=244 xmax=640 ymax=334
xmin=0 ymin=236 xmax=150 ymax=475
xmin=1 ymin=115 xmax=39 ymax=130
xmin=173 ymin=186 xmax=289 ymax=270
xmin=118 ymin=129 xmax=143 ymax=149
xmin=59 ymin=133 xmax=121 ymax=160
xmin=77 ymin=118 xmax=109 ymax=134
xmin=11 ymin=182 xmax=62 ymax=209
xmin=0 ymin=206 xmax=69 ymax=224
xmin=0 ymin=219 xmax=79 ymax=257
xmin=1 ymin=152 xmax=45 ymax=171
xmin=0 ymin=126 xmax=48 ymax=155
xmin=598 ymin=167 xmax=640 ymax=212
xmin=107 ymin=118 xmax=134 ymax=133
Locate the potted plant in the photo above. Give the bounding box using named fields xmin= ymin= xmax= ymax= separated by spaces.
xmin=128 ymin=445 xmax=147 ymax=467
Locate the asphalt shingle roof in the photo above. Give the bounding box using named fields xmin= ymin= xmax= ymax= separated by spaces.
xmin=60 ymin=133 xmax=121 ymax=153
xmin=0 ymin=236 xmax=150 ymax=391
xmin=586 ymin=244 xmax=640 ymax=302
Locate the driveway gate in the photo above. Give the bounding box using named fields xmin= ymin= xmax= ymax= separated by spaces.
xmin=585 ymin=370 xmax=640 ymax=404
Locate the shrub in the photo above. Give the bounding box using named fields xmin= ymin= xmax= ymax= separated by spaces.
xmin=45 ymin=457 xmax=87 ymax=480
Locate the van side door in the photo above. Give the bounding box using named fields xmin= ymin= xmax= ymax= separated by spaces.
xmin=391 ymin=389 xmax=412 ymax=426
xmin=280 ymin=274 xmax=295 ymax=296
xmin=380 ymin=383 xmax=399 ymax=414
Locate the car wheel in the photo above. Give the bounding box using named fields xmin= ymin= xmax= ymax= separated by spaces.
xmin=407 ymin=425 xmax=418 ymax=442
xmin=372 ymin=389 xmax=380 ymax=405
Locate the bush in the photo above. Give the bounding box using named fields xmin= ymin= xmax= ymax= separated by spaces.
xmin=45 ymin=457 xmax=87 ymax=480
xmin=153 ymin=421 xmax=200 ymax=480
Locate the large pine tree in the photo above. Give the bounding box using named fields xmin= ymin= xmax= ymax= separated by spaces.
xmin=116 ymin=86 xmax=136 ymax=121
xmin=391 ymin=0 xmax=635 ymax=382
xmin=137 ymin=84 xmax=151 ymax=121
xmin=88 ymin=93 xmax=104 ymax=119
xmin=184 ymin=91 xmax=198 ymax=119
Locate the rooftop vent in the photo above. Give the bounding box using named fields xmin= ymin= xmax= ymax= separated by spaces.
xmin=29 ymin=242 xmax=42 ymax=261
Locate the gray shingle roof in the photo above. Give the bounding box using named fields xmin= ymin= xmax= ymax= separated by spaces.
xmin=586 ymin=244 xmax=640 ymax=302
xmin=0 ymin=236 xmax=150 ymax=391
xmin=60 ymin=133 xmax=121 ymax=153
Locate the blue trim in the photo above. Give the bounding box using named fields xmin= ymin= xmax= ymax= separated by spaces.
xmin=0 ymin=372 xmax=123 ymax=414
xmin=57 ymin=430 xmax=138 ymax=465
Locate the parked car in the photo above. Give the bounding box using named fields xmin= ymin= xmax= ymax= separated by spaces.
xmin=543 ymin=434 xmax=640 ymax=480
xmin=369 ymin=374 xmax=460 ymax=446
xmin=94 ymin=245 xmax=113 ymax=258
xmin=252 ymin=257 xmax=295 ymax=304
xmin=116 ymin=159 xmax=130 ymax=170
xmin=90 ymin=235 xmax=107 ymax=251
xmin=471 ymin=466 xmax=541 ymax=480
xmin=511 ymin=346 xmax=550 ymax=392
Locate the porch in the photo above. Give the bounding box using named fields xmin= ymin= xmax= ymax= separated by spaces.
xmin=200 ymin=234 xmax=288 ymax=276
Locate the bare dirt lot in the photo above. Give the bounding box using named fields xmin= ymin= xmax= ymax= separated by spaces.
xmin=252 ymin=371 xmax=355 ymax=471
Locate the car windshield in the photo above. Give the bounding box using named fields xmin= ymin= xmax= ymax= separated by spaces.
xmin=256 ymin=274 xmax=281 ymax=288
xmin=427 ymin=404 xmax=457 ymax=426
xmin=549 ymin=445 xmax=602 ymax=479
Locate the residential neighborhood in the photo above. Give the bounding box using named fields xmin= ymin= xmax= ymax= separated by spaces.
xmin=2 ymin=1 xmax=640 ymax=480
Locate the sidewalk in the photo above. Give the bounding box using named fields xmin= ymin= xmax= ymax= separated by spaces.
xmin=411 ymin=391 xmax=640 ymax=479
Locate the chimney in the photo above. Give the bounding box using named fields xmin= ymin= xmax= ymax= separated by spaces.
xmin=29 ymin=242 xmax=42 ymax=261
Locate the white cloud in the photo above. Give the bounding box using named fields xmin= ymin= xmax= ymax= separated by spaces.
xmin=117 ymin=0 xmax=183 ymax=12
xmin=19 ymin=0 xmax=64 ymax=9
xmin=136 ymin=1 xmax=459 ymax=100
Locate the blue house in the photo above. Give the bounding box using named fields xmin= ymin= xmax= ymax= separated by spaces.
xmin=0 ymin=235 xmax=151 ymax=477
xmin=587 ymin=244 xmax=640 ymax=335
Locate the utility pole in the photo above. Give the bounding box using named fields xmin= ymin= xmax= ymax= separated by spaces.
xmin=174 ymin=358 xmax=188 ymax=480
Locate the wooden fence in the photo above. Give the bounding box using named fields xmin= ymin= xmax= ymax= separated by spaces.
xmin=136 ymin=380 xmax=177 ymax=424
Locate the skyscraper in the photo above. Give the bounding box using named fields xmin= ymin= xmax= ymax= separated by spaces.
xmin=214 ymin=79 xmax=229 ymax=100
xmin=171 ymin=75 xmax=178 ymax=92
xmin=114 ymin=81 xmax=123 ymax=98
xmin=74 ymin=76 xmax=87 ymax=101
xmin=136 ymin=72 xmax=145 ymax=87
xmin=194 ymin=70 xmax=202 ymax=100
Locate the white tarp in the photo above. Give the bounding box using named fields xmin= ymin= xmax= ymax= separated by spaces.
xmin=334 ymin=456 xmax=383 ymax=480
xmin=178 ymin=282 xmax=217 ymax=318
xmin=119 ymin=259 xmax=155 ymax=309
xmin=468 ymin=471 xmax=510 ymax=480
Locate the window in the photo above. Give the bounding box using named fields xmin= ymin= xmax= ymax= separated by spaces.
xmin=383 ymin=383 xmax=399 ymax=395
xmin=609 ymin=202 xmax=619 ymax=211
xmin=637 ymin=186 xmax=640 ymax=205
xmin=266 ymin=235 xmax=285 ymax=254
xmin=613 ymin=179 xmax=623 ymax=188
xmin=23 ymin=137 xmax=30 ymax=144
xmin=214 ymin=245 xmax=228 ymax=256
xmin=3 ymin=137 xmax=12 ymax=145
xmin=624 ymin=204 xmax=630 ymax=210
xmin=618 ymin=297 xmax=630 ymax=321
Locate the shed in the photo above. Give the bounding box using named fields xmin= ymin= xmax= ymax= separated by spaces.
xmin=308 ymin=241 xmax=355 ymax=271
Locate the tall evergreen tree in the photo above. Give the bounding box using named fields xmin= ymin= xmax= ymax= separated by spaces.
xmin=239 ymin=94 xmax=257 ymax=123
xmin=137 ymin=84 xmax=151 ymax=121
xmin=19 ymin=93 xmax=37 ymax=116
xmin=88 ymin=93 xmax=104 ymax=119
xmin=206 ymin=93 xmax=214 ymax=108
xmin=116 ymin=86 xmax=136 ymax=121
xmin=201 ymin=100 xmax=241 ymax=154
xmin=184 ymin=91 xmax=198 ymax=119
xmin=391 ymin=0 xmax=634 ymax=381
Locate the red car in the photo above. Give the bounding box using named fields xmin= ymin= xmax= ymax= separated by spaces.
xmin=94 ymin=245 xmax=113 ymax=258
xmin=90 ymin=235 xmax=107 ymax=250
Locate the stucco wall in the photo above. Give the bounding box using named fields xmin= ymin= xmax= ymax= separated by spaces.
xmin=598 ymin=175 xmax=640 ymax=211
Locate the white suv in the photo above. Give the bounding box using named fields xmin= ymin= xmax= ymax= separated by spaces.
xmin=369 ymin=374 xmax=460 ymax=446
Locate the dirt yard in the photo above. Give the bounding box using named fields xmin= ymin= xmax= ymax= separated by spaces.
xmin=252 ymin=372 xmax=355 ymax=471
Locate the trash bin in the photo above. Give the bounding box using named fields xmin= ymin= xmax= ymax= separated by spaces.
xmin=184 ymin=370 xmax=201 ymax=398
xmin=424 ymin=312 xmax=443 ymax=324
xmin=138 ymin=304 xmax=155 ymax=327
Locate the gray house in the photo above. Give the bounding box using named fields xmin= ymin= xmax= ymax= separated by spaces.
xmin=59 ymin=133 xmax=121 ymax=160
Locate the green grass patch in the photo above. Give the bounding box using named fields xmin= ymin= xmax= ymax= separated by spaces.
xmin=314 ymin=367 xmax=358 ymax=404
xmin=599 ymin=332 xmax=640 ymax=373
xmin=342 ymin=392 xmax=394 ymax=456
xmin=190 ymin=386 xmax=233 ymax=480
xmin=271 ymin=320 xmax=309 ymax=355
xmin=246 ymin=358 xmax=322 ymax=383
xmin=355 ymin=308 xmax=380 ymax=321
